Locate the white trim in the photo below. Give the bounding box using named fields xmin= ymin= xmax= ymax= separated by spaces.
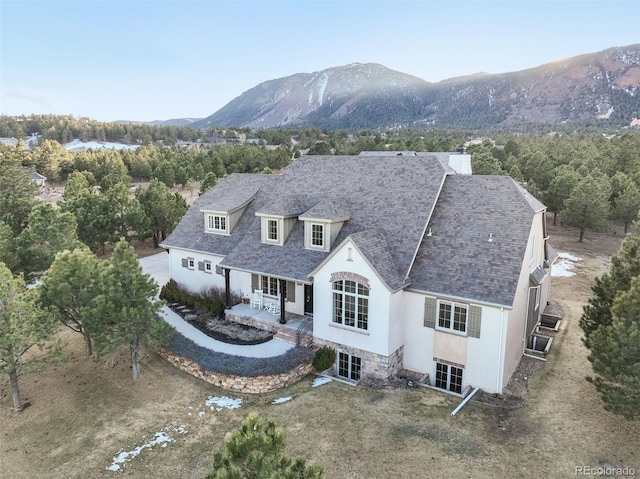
xmin=307 ymin=238 xmax=397 ymax=292
xmin=404 ymin=170 xmax=453 ymax=281
xmin=435 ymin=299 xmax=468 ymax=336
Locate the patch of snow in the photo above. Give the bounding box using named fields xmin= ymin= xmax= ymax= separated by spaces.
xmin=106 ymin=432 xmax=174 ymax=472
xmin=173 ymin=425 xmax=189 ymax=435
xmin=312 ymin=377 xmax=333 ymax=388
xmin=205 ymin=396 xmax=243 ymax=411
xmin=551 ymin=252 xmax=582 ymax=277
xmin=65 ymin=139 xmax=140 ymax=151
xmin=271 ymin=396 xmax=292 ymax=404
xmin=198 ymin=411 xmax=205 ymax=417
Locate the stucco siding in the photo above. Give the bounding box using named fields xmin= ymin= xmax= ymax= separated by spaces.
xmin=312 ymin=240 xmax=393 ymax=356
xmin=167 ymin=248 xmax=225 ymax=293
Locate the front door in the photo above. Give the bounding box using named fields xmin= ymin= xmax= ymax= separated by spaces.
xmin=304 ymin=284 xmax=314 ymax=316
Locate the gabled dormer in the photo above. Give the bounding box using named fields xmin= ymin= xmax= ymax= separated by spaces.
xmin=256 ymin=196 xmax=306 ymax=246
xmin=200 ymin=197 xmax=253 ymax=236
xmin=299 ymin=199 xmax=350 ymax=252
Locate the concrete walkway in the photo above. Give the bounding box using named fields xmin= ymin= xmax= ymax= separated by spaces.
xmin=139 ymin=252 xmax=293 ymax=358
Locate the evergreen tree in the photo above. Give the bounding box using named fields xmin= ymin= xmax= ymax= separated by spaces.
xmin=613 ymin=183 xmax=640 ymax=234
xmin=200 ymin=172 xmax=218 ymax=195
xmin=40 ymin=248 xmax=105 ymax=357
xmin=93 ymin=240 xmax=170 ymax=379
xmin=16 ymin=203 xmax=83 ymax=277
xmin=585 ymin=276 xmax=640 ymax=420
xmin=137 ymin=179 xmax=187 ymax=248
xmin=207 ymin=413 xmax=323 ymax=479
xmin=581 ymin=224 xmax=640 ymax=338
xmin=544 ymin=165 xmax=582 ymax=225
xmin=0 ymin=263 xmax=59 ymax=410
xmin=0 ymin=151 xmax=38 ymax=234
xmin=106 ymin=182 xmax=151 ymax=242
xmin=562 ymin=175 xmax=611 ymax=241
xmin=0 ymin=223 xmax=18 ymax=273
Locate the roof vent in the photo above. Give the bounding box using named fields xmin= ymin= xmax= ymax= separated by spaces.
xmin=427 ymin=228 xmax=433 ymax=237
xmin=488 ymin=233 xmax=493 ymax=242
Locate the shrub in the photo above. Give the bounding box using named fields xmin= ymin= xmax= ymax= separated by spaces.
xmin=312 ymin=346 xmax=336 ymax=371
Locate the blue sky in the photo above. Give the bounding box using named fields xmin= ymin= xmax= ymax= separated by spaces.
xmin=1 ymin=0 xmax=638 ymax=122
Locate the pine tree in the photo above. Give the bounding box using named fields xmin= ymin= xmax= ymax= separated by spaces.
xmin=207 ymin=413 xmax=323 ymax=479
xmin=40 ymin=248 xmax=105 ymax=357
xmin=15 ymin=202 xmax=83 ymax=276
xmin=0 ymin=263 xmax=59 ymax=410
xmin=581 ymin=225 xmax=640 ymax=338
xmin=94 ymin=240 xmax=170 ymax=380
xmin=586 ymin=276 xmax=640 ymax=420
xmin=562 ymin=175 xmax=611 ymax=242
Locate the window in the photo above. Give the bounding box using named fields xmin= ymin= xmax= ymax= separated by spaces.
xmin=332 ymin=280 xmax=369 ymax=330
xmin=207 ymin=214 xmax=226 ymax=232
xmin=435 ymin=362 xmax=463 ymax=394
xmin=261 ymin=275 xmax=280 ymax=297
xmin=437 ymin=300 xmax=467 ymax=334
xmin=187 ymin=257 xmax=195 ymax=270
xmin=338 ymin=352 xmax=361 ymax=381
xmin=311 ymin=224 xmax=324 ymax=247
xmin=204 ymin=260 xmax=212 ymax=274
xmin=267 ymin=219 xmax=278 ymax=241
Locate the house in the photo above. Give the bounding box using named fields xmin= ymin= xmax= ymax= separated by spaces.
xmin=161 ymin=153 xmax=554 ymax=395
xmin=31 ymin=171 xmax=46 ymax=188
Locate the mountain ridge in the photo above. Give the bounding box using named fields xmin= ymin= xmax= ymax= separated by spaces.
xmin=193 ymin=44 xmax=640 ymax=130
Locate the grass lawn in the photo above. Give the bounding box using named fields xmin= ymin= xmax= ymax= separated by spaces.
xmin=1 ymin=223 xmax=638 ymax=478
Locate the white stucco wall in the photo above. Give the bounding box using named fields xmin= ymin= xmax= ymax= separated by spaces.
xmin=311 ymin=240 xmax=393 ymax=356
xmin=401 ymin=290 xmax=508 ymax=394
xmin=167 ymin=248 xmax=225 ymax=293
xmin=502 ymin=210 xmax=546 ymax=386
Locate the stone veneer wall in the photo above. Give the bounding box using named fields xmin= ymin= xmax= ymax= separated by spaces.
xmin=313 ymin=339 xmax=404 ymax=380
xmin=160 ymin=350 xmax=314 ymax=394
xmin=226 ymin=311 xmax=280 ymax=333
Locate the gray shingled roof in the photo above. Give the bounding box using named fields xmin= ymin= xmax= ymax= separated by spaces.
xmin=162 ymin=174 xmax=274 ymax=255
xmin=349 ymin=229 xmax=406 ymax=290
xmin=165 ymin=156 xmax=544 ymax=304
xmin=257 ymin=196 xmax=307 ymax=217
xmin=299 ymin=199 xmax=351 ymax=222
xmin=166 ymin=155 xmax=450 ymax=288
xmin=409 ymin=175 xmax=539 ymax=306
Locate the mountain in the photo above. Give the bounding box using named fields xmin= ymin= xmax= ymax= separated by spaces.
xmin=114 ymin=118 xmax=202 ymax=127
xmin=193 ymin=45 xmax=640 ymax=130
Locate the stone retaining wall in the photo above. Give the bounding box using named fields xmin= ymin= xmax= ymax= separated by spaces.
xmin=160 ymin=350 xmax=314 ymax=394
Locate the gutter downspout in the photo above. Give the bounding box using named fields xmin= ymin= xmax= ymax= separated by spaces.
xmin=496 ymin=307 xmax=505 ymax=393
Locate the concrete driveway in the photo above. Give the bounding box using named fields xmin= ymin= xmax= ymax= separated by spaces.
xmin=138 ymin=252 xmax=171 ymax=288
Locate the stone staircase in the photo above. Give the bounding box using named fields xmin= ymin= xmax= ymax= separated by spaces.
xmin=273 ymin=318 xmax=314 ymax=347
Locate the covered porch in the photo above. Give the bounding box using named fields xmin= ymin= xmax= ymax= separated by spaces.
xmin=225 ymin=302 xmax=314 ymax=347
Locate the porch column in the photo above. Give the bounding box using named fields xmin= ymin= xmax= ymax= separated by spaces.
xmin=278 ymin=278 xmax=286 ymax=324
xmin=224 ymin=268 xmax=231 ymax=309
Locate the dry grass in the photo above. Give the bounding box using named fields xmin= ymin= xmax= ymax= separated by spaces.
xmin=1 ymin=221 xmax=639 ymax=478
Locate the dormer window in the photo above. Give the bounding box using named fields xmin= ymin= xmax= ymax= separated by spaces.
xmin=299 ymin=199 xmax=350 ymax=252
xmin=207 ymin=214 xmax=227 ymax=233
xmin=311 ymin=224 xmax=324 ymax=247
xmin=267 ymin=219 xmax=278 ymax=242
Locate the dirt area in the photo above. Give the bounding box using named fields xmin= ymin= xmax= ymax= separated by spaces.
xmin=1 ymin=221 xmax=638 ymax=479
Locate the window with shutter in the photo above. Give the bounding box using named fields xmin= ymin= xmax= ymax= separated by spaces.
xmin=181 ymin=258 xmax=188 ymax=268
xmin=424 ymin=297 xmax=437 ymax=328
xmin=286 ymin=281 xmax=295 ymax=303
xmin=468 ymin=305 xmax=482 ymax=338
xmin=197 ymin=261 xmax=205 ymax=271
xmin=251 ymin=274 xmax=259 ymax=292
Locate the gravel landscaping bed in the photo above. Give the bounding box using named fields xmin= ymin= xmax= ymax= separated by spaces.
xmin=165 ymin=332 xmax=315 ymax=377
